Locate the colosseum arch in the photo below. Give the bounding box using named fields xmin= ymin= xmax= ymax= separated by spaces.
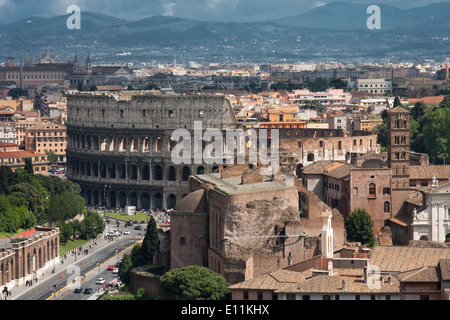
xmin=182 ymin=166 xmax=191 ymax=181
xmin=167 ymin=194 xmax=177 ymax=209
xmin=100 ymin=136 xmax=108 ymax=151
xmin=141 ymin=193 xmax=151 ymax=210
xmin=119 ymin=192 xmax=127 ymax=208
xmin=153 ymin=193 xmax=163 ymax=209
xmin=100 ymin=163 xmax=107 ymax=178
xmin=92 ymin=135 xmax=99 ymax=151
xmin=109 ymin=163 xmax=116 ymax=179
xmin=141 ymin=165 xmax=150 ymax=180
xmin=92 ymin=162 xmax=98 ymax=177
xmin=154 ymin=165 xmax=163 ymax=181
xmin=168 ymin=166 xmax=176 ymax=181
xmin=142 ymin=137 xmax=150 ymax=153
xmin=130 ymin=137 xmax=139 ymax=153
xmin=86 ymin=161 xmax=91 ymax=177
xmin=109 ymin=191 xmax=117 ymax=208
xmin=118 ymin=164 xmax=126 ymax=179
xmin=130 ymin=165 xmax=138 ymax=180
xmin=86 ymin=135 xmax=92 ymax=150
xmin=119 ymin=137 xmax=127 ymax=152
xmin=109 ymin=137 xmax=116 ymax=152
xmin=129 ymin=192 xmax=138 ymax=207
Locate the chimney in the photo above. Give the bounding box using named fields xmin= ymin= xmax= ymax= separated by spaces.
xmin=341 ymin=279 xmax=347 ymax=291
xmin=364 ymin=266 xmax=368 ymax=283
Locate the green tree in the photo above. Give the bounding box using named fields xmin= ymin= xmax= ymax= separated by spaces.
xmin=411 ymin=101 xmax=426 ymax=121
xmin=24 ymin=158 xmax=34 ymax=175
xmin=140 ymin=216 xmax=159 ymax=264
xmin=423 ymin=107 xmax=450 ymax=164
xmin=8 ymin=182 xmax=46 ymax=223
xmin=393 ymin=96 xmax=402 ymax=108
xmin=310 ymin=77 xmax=329 ymax=92
xmin=8 ymin=88 xmax=28 ymax=99
xmin=130 ymin=243 xmax=144 ymax=266
xmin=80 ymin=211 xmax=104 ymax=240
xmin=45 ymin=150 xmax=59 ymax=165
xmin=58 ymin=222 xmax=74 ymax=245
xmin=329 ymin=78 xmax=348 ymax=90
xmin=344 ymin=208 xmax=375 ymax=246
xmin=118 ymin=253 xmax=133 ymax=285
xmin=160 ymin=266 xmax=231 ymax=300
xmin=47 ymin=192 xmax=85 ymax=223
xmin=439 ymin=94 xmax=450 ymax=109
xmin=373 ymin=121 xmax=388 ymax=150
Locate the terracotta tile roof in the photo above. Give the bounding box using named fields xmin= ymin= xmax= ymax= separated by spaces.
xmin=228 ymin=269 xmax=312 ymax=291
xmin=0 ymin=151 xmax=45 ymax=158
xmin=408 ymin=96 xmax=445 ymax=104
xmin=396 ymin=266 xmax=440 ymax=283
xmin=409 ymin=165 xmax=450 ymax=180
xmin=439 ymin=260 xmax=450 ymax=281
xmin=277 ymin=274 xmax=399 ymax=294
xmin=369 ymin=245 xmax=450 ymax=272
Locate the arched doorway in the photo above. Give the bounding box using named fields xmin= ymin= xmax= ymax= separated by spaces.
xmin=167 ymin=194 xmax=176 ymax=209
xmin=141 ymin=193 xmax=150 ymax=210
xmin=119 ymin=192 xmax=127 ymax=208
xmin=153 ymin=193 xmax=163 ymax=210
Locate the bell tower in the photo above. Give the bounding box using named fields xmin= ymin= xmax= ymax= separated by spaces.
xmin=387 ymin=106 xmax=410 ymax=216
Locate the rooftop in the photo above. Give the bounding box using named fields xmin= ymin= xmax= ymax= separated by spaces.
xmin=194 ymin=173 xmax=290 ymax=195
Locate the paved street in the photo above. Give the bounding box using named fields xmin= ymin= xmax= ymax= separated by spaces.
xmin=7 ymin=219 xmax=144 ymax=301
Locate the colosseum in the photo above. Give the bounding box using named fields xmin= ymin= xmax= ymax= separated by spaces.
xmin=66 ymin=91 xmax=238 ymax=210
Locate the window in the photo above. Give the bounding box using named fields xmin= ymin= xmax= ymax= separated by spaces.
xmin=369 ymin=183 xmax=376 ymax=198
xmin=323 ymin=295 xmax=331 ymax=300
xmin=297 ymin=141 xmax=302 ymax=148
xmin=383 ymin=187 xmax=390 ymax=195
xmin=286 ymin=294 xmax=296 ymax=300
xmin=243 ymin=291 xmax=249 ymax=300
xmin=257 ymin=292 xmax=263 ymax=300
xmin=302 ymin=295 xmax=310 ymax=300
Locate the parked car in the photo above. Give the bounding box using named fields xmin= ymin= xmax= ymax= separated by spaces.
xmin=123 ymin=230 xmax=130 ymax=235
xmin=113 ymin=267 xmax=119 ymax=274
xmin=134 ymin=225 xmax=143 ymax=230
xmin=74 ymin=287 xmax=82 ymax=294
xmin=96 ymin=278 xmax=105 ymax=284
xmin=107 ymin=265 xmax=115 ymax=270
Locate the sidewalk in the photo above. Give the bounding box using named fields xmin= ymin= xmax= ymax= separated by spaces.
xmin=8 ymin=234 xmax=114 ymax=301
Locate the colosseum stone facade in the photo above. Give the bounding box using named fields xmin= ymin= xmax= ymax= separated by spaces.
xmin=66 ymin=91 xmax=238 ymax=210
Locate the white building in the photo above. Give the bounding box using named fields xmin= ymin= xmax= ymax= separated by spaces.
xmin=288 ymin=89 xmax=352 ymax=108
xmin=354 ymin=79 xmax=392 ymax=94
xmin=412 ymin=177 xmax=450 ymax=242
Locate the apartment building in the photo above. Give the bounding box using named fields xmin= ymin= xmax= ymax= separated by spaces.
xmin=24 ymin=120 xmax=67 ymax=164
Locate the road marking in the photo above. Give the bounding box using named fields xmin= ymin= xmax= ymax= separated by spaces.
xmin=46 ymin=238 xmax=143 ymax=300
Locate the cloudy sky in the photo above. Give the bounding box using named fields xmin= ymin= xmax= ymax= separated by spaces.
xmin=0 ymin=0 xmax=446 ymax=23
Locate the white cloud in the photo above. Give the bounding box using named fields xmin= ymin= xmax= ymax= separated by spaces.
xmin=164 ymin=2 xmax=176 ymax=16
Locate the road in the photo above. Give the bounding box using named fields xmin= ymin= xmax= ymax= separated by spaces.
xmin=16 ymin=220 xmax=145 ymax=301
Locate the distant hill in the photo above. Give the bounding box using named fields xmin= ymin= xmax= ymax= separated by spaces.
xmin=273 ymin=1 xmax=450 ymax=31
xmin=0 ymin=2 xmax=449 ymax=64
